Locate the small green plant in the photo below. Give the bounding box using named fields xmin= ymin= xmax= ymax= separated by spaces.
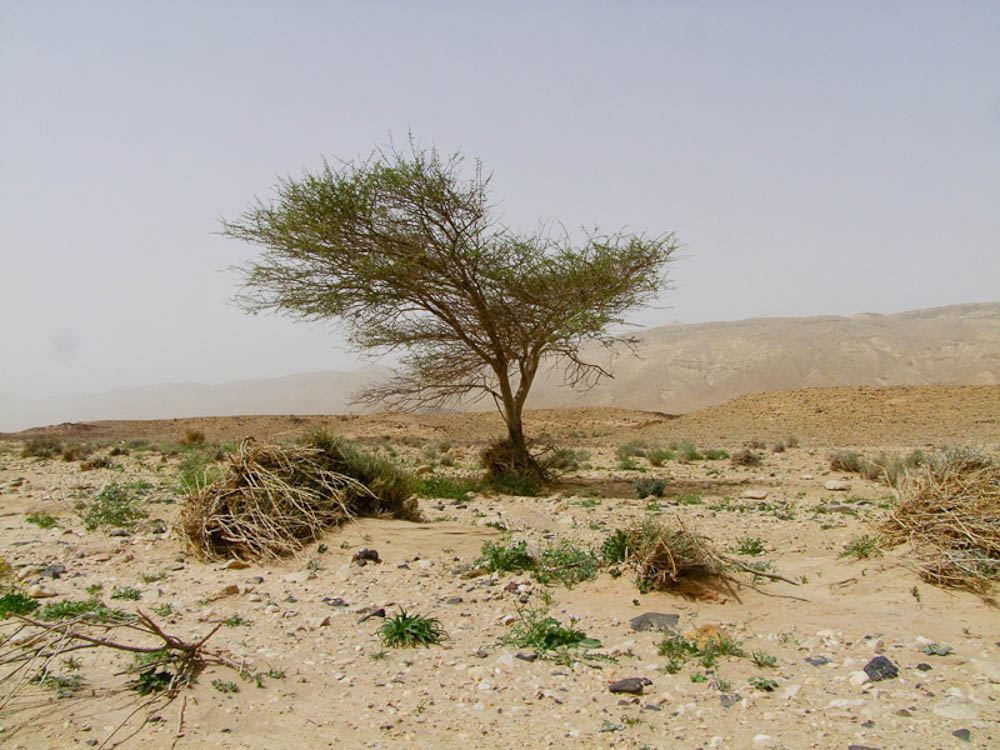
xmin=39 ymin=598 xmax=130 ymax=623
xmin=25 ymin=512 xmax=58 ymax=528
xmin=736 ymin=537 xmax=767 ymax=556
xmin=369 ymin=650 xmax=390 ymax=661
xmin=911 ymin=585 xmax=921 ymax=602
xmin=715 ymin=677 xmax=733 ymax=692
xmin=151 ymin=603 xmax=174 ymax=617
xmin=140 ymin=571 xmax=167 ymax=584
xmin=645 ymin=446 xmax=675 ymax=466
xmin=703 ymin=448 xmax=729 ymax=461
xmin=212 ymin=678 xmax=239 ymax=694
xmin=418 ymin=475 xmax=480 ymax=502
xmin=617 ymin=456 xmax=640 ymax=471
xmin=748 ymin=676 xmax=778 ymax=692
xmin=85 ymin=583 xmax=103 ymax=596
xmin=266 ymin=667 xmax=285 ymax=679
xmin=543 ymin=447 xmax=590 ymax=471
xmin=658 ymin=634 xmax=699 ymax=659
xmin=110 ymin=586 xmax=141 ymax=601
xmin=616 ymin=441 xmax=648 ymax=461
xmin=484 ymin=470 xmax=541 ymax=497
xmin=500 ymin=607 xmax=600 ymax=657
xmin=31 ymin=670 xmax=83 ymax=698
xmin=601 ymin=529 xmax=630 ymax=564
xmin=751 ymin=651 xmax=777 ymax=668
xmin=633 ymin=477 xmax=667 ymax=498
xmin=536 ymin=540 xmax=599 ymax=587
xmin=690 ymin=672 xmax=707 ymax=683
xmin=222 ymin=614 xmax=252 ymax=627
xmin=476 ymin=540 xmax=536 ymax=575
xmin=839 ymin=534 xmax=881 ymax=560
xmin=0 ymin=590 xmax=40 ymax=619
xmin=378 ymin=609 xmax=446 ymax=648
xmin=676 ymin=441 xmax=703 ymax=462
xmin=676 ymin=494 xmax=703 ymax=505
xmin=82 ymin=481 xmax=148 ymax=530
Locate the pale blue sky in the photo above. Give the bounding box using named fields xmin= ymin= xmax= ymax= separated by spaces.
xmin=2 ymin=1 xmax=997 ymax=402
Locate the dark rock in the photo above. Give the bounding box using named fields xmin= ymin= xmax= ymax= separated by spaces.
xmin=864 ymin=656 xmax=899 ymax=682
xmin=608 ymin=677 xmax=652 ymax=694
xmin=847 ymin=746 xmax=881 ymax=750
xmin=108 ymin=528 xmax=130 ymax=537
xmin=397 ymin=563 xmax=410 ymax=569
xmin=284 ymin=595 xmax=297 ymax=603
xmin=475 ymin=647 xmax=489 ymax=658
xmin=444 ymin=597 xmax=463 ymax=605
xmin=630 ymin=612 xmax=680 ymax=633
xmin=952 ymin=729 xmax=971 ymax=742
xmin=352 ymin=548 xmax=381 ymax=564
xmin=895 ymin=708 xmax=912 ymax=717
xmin=916 ymin=663 xmax=932 ymax=671
xmin=247 ymin=576 xmax=264 ymax=585
xmin=357 ymin=607 xmax=386 ymax=623
xmin=40 ymin=564 xmax=66 ymax=579
xmin=861 ymin=720 xmax=875 ymax=728
xmin=323 ymin=596 xmax=347 ymax=607
xmin=720 ymin=693 xmax=742 ymax=708
xmin=643 ymin=704 xmax=661 ymax=711
xmin=805 ymin=656 xmax=831 ymax=667
xmin=150 ymin=519 xmax=168 ymax=533
xmin=515 ymin=652 xmax=538 ymax=662
xmin=518 ymin=595 xmax=530 ymax=604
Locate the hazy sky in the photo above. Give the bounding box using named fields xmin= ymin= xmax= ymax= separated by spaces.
xmin=2 ymin=1 xmax=997 ymax=401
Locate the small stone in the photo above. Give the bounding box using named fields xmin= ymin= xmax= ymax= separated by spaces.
xmin=863 ymin=656 xmax=898 ymax=682
xmin=108 ymin=528 xmax=130 ymax=537
xmin=39 ymin=564 xmax=66 ymax=579
xmin=849 ymin=670 xmax=871 ymax=687
xmin=719 ymin=693 xmax=741 ymax=708
xmin=916 ymin=662 xmax=932 ymax=671
xmin=609 ymin=677 xmax=652 ymax=694
xmin=323 ymin=597 xmax=348 ymax=607
xmin=444 ymin=597 xmax=463 ymax=605
xmin=741 ymin=489 xmax=769 ymax=500
xmin=247 ymin=576 xmax=264 ymax=585
xmin=415 ymin=559 xmax=434 ymax=570
xmin=312 ymin=615 xmax=331 ymax=628
xmin=824 ymin=480 xmax=852 ymax=491
xmin=209 ymin=584 xmax=240 ymax=601
xmin=752 ymin=735 xmax=775 ymax=747
xmin=357 ymin=608 xmax=386 ymax=624
xmin=952 ymin=729 xmax=971 ymax=742
xmin=515 ymin=652 xmax=537 ymax=662
xmin=847 ymin=746 xmax=881 ymax=750
xmin=26 ymin=584 xmax=57 ymax=598
xmin=223 ymin=559 xmax=249 ymax=570
xmin=805 ymin=655 xmax=831 ymax=667
xmin=352 ymin=548 xmax=381 ymax=565
xmin=629 ymin=612 xmax=680 ymax=633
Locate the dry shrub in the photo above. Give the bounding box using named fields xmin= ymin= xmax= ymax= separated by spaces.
xmin=622 ymin=519 xmax=732 ymax=598
xmin=182 ymin=436 xmax=419 ymax=561
xmin=880 ymin=448 xmax=1000 ymax=595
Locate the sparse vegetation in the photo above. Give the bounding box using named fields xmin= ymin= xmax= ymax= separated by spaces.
xmin=731 ymin=449 xmax=763 ymax=467
xmin=633 ymin=476 xmax=666 ymax=498
xmin=25 ymin=512 xmax=57 ymax=529
xmin=378 ymin=609 xmax=446 ymax=648
xmin=839 ymin=534 xmax=881 ymax=560
xmin=500 ymin=606 xmax=600 ymax=659
xmin=22 ymin=435 xmax=63 ymax=459
xmin=81 ymin=481 xmax=149 ymax=530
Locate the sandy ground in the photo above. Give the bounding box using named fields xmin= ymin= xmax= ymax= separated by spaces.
xmin=1 ymin=386 xmax=998 ymax=749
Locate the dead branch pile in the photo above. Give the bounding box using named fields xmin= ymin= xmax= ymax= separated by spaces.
xmin=880 ymin=448 xmax=1000 ymax=594
xmin=182 ymin=438 xmax=378 ymax=561
xmin=623 ymin=519 xmax=732 ymax=597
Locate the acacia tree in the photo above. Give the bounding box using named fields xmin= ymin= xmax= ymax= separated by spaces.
xmin=223 ymin=143 xmax=678 ymax=479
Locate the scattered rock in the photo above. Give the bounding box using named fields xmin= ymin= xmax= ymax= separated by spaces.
xmin=357 ymin=608 xmax=386 ymax=624
xmin=208 ymin=584 xmax=240 ymax=601
xmin=312 ymin=615 xmax=331 ymax=628
xmin=444 ymin=597 xmax=463 ymax=605
xmin=916 ymin=663 xmax=932 ymax=671
xmin=108 ymin=529 xmax=130 ymax=537
xmin=741 ymin=489 xmax=769 ymax=500
xmin=719 ymin=693 xmax=741 ymax=708
xmin=323 ymin=597 xmax=348 ymax=607
xmin=952 ymin=729 xmax=971 ymax=742
xmin=608 ymin=677 xmax=652 ymax=694
xmin=629 ymin=612 xmax=680 ymax=633
xmin=352 ymin=548 xmax=381 ymax=565
xmin=223 ymin=559 xmax=249 ymax=570
xmin=849 ymin=670 xmax=871 ymax=687
xmin=863 ymin=656 xmax=898 ymax=682
xmin=824 ymin=480 xmax=852 ymax=491
xmin=515 ymin=652 xmax=537 ymax=662
xmin=39 ymin=564 xmax=66 ymax=579
xmin=26 ymin=584 xmax=56 ymax=598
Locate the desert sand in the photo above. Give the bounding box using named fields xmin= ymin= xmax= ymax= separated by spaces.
xmin=1 ymin=385 xmax=998 ymax=749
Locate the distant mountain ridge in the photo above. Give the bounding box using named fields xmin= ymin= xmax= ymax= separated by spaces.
xmin=3 ymin=302 xmax=998 ymax=431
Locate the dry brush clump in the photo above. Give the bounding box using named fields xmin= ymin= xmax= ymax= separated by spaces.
xmin=182 ymin=433 xmax=419 ymax=561
xmin=880 ymin=448 xmax=1000 ymax=595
